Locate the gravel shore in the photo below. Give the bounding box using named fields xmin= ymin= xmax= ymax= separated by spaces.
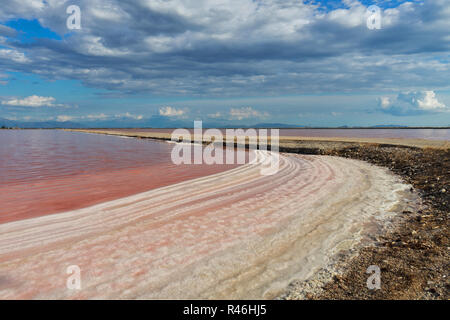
xmin=281 ymin=144 xmax=449 ymax=300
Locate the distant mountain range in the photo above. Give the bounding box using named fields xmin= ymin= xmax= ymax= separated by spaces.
xmin=0 ymin=116 xmax=185 ymax=129
xmin=1 ymin=117 xmax=446 ymax=129
xmin=0 ymin=117 xmax=303 ymax=129
xmin=0 ymin=118 xmax=84 ymax=129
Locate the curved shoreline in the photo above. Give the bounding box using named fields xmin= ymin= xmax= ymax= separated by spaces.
xmin=304 ymin=145 xmax=449 ymax=300
xmin=0 ymin=151 xmax=416 ymax=299
xmin=67 ymin=129 xmax=449 ymax=300
xmin=0 ymin=129 xmax=448 ymax=299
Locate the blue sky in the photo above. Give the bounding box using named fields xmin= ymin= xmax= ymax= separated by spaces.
xmin=0 ymin=0 xmax=449 ymax=127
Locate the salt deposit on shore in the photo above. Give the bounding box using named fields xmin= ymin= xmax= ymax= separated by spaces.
xmin=0 ymin=152 xmax=416 ymax=299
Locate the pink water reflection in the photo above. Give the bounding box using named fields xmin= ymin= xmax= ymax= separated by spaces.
xmin=0 ymin=130 xmax=238 ymax=224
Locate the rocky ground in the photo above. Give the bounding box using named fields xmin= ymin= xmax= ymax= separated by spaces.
xmin=282 ymin=145 xmax=449 ymax=300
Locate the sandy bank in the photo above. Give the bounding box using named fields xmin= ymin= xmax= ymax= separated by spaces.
xmin=66 ymin=129 xmax=449 ymax=150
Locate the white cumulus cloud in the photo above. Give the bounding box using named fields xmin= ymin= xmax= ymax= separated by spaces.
xmin=379 ymin=91 xmax=448 ymax=116
xmin=56 ymin=115 xmax=75 ymax=122
xmin=207 ymin=112 xmax=223 ymax=119
xmin=0 ymin=49 xmax=29 ymax=63
xmin=379 ymin=96 xmax=391 ymax=109
xmin=1 ymin=95 xmax=65 ymax=107
xmin=416 ymin=91 xmax=446 ymax=110
xmin=159 ymin=106 xmax=186 ymax=117
xmin=115 ymin=112 xmax=143 ymax=120
xmin=229 ymin=107 xmax=269 ymax=121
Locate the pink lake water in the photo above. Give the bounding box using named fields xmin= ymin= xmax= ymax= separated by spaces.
xmin=0 ymin=130 xmax=238 ymax=224
xmin=1 ymin=128 xmax=446 ymax=224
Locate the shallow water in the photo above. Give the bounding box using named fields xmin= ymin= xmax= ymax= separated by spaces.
xmin=0 ymin=130 xmax=238 ymax=223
